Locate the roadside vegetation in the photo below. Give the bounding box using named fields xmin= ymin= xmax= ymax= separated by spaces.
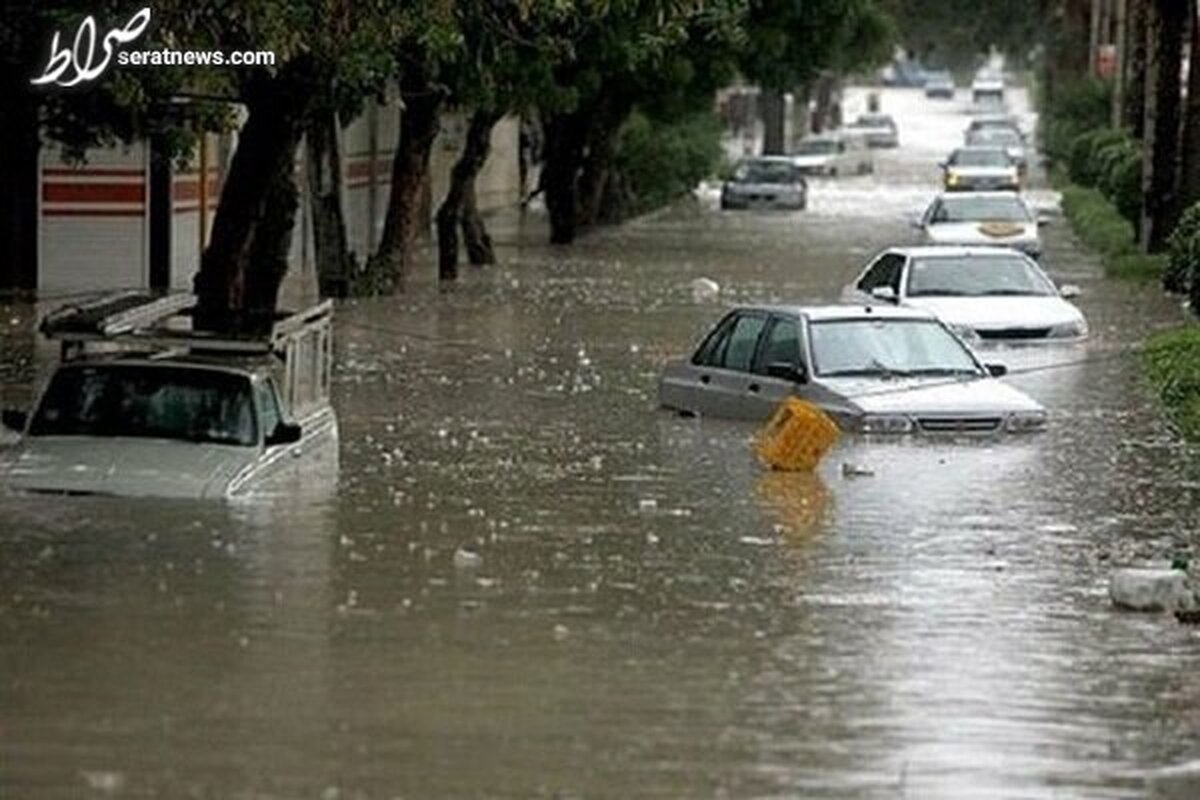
xmin=1036 ymin=1 xmax=1200 ymax=444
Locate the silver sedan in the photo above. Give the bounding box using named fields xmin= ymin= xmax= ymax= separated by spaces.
xmin=658 ymin=304 xmax=1046 ymax=434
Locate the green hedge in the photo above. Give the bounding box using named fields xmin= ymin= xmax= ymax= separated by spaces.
xmin=1144 ymin=327 xmax=1200 ymax=441
xmin=1065 ymin=127 xmax=1142 ymax=227
xmin=613 ymin=110 xmax=724 ymax=217
xmin=1059 ymin=185 xmax=1167 ymax=280
xmin=1041 ymin=78 xmax=1112 ymax=164
xmin=1165 ymin=203 xmax=1200 ymax=308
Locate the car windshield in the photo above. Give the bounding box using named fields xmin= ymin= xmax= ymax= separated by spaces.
xmin=734 ymin=160 xmax=798 ymax=184
xmin=29 ymin=365 xmax=258 ymax=446
xmin=907 ymin=255 xmax=1056 ymax=297
xmin=795 ymin=139 xmax=837 ymax=155
xmin=930 ymin=195 xmax=1030 ymax=222
xmin=972 ymin=129 xmax=1021 ymax=146
xmin=810 ymin=319 xmax=980 ymax=377
xmin=950 ymin=148 xmax=1011 ymax=167
xmin=856 ymin=115 xmax=893 ymax=128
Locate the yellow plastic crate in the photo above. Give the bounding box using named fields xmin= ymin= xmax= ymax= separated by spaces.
xmin=754 ymin=397 xmax=840 ymax=472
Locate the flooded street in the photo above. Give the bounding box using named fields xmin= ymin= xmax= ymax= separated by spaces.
xmin=4 ymin=87 xmax=1200 ymax=798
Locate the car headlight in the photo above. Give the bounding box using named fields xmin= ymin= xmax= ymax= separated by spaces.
xmin=1047 ymin=319 xmax=1088 ymax=338
xmin=1006 ymin=410 xmax=1047 ymax=432
xmin=859 ymin=414 xmax=915 ymax=434
xmin=946 ymin=173 xmax=959 ymax=186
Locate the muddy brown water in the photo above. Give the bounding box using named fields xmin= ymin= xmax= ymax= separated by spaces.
xmin=2 ymin=88 xmax=1200 ymax=799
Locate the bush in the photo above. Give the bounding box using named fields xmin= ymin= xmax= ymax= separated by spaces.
xmin=1144 ymin=326 xmax=1200 ymax=441
xmin=1097 ymin=140 xmax=1143 ymax=226
xmin=1068 ymin=128 xmax=1127 ymax=186
xmin=1107 ymin=253 xmax=1166 ymax=281
xmin=1165 ymin=202 xmax=1200 ymax=296
xmin=613 ymin=110 xmax=724 ymax=217
xmin=1041 ymin=78 xmax=1112 ymax=163
xmin=1060 ymin=184 xmax=1136 ymax=257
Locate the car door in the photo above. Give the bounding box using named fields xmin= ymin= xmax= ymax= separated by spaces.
xmin=707 ymin=312 xmax=770 ymax=418
xmin=747 ymin=314 xmax=812 ymax=418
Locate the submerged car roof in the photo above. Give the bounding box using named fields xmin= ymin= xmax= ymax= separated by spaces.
xmin=57 ymin=354 xmax=269 ymax=375
xmin=738 ymin=304 xmax=937 ymax=322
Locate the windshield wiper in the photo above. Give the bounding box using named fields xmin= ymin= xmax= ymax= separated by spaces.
xmin=824 ymin=360 xmax=914 ymax=379
xmin=908 ymin=367 xmax=980 ymax=376
xmin=980 ymin=289 xmax=1043 ymax=296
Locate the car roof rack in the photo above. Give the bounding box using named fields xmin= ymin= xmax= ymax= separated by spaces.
xmin=41 ymin=292 xmax=333 ymax=360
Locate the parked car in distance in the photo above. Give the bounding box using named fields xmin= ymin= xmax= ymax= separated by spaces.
xmin=721 ymin=157 xmax=808 ymax=210
xmin=941 ymin=147 xmax=1020 ymax=193
xmin=924 ymin=70 xmax=956 ymax=99
xmin=846 ymin=113 xmax=900 ymax=148
xmin=843 ymin=246 xmax=1088 ymax=344
xmin=970 ymin=76 xmax=1006 ymax=113
xmin=965 ymin=126 xmax=1028 ymax=173
xmin=917 ymin=191 xmax=1042 ymax=258
xmin=791 ymin=131 xmax=873 ymax=177
xmin=881 ymin=60 xmax=929 ymax=88
xmin=658 ymin=304 xmax=1046 ymax=433
xmin=0 ymin=293 xmax=338 ymax=499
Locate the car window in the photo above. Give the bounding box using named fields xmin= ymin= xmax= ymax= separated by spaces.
xmin=692 ymin=314 xmax=735 ymax=366
xmin=857 ymin=254 xmax=904 ymax=291
xmin=755 ymin=317 xmax=802 ymax=373
xmin=907 ymin=255 xmax=1056 ymax=297
xmin=256 ymin=378 xmax=282 ymax=439
xmin=721 ymin=314 xmax=768 ymax=372
xmin=29 ymin=365 xmax=258 ymax=446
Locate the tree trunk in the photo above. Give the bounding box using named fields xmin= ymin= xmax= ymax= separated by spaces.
xmin=1125 ymin=0 xmax=1148 ymax=134
xmin=375 ymin=75 xmax=444 ymax=284
xmin=305 ymin=110 xmax=355 ymax=298
xmin=577 ymin=98 xmax=632 ymax=228
xmin=1113 ymin=0 xmax=1128 ymax=128
xmin=436 ymin=108 xmax=501 ymax=281
xmin=1179 ymin=1 xmax=1200 ymax=210
xmin=461 ymin=184 xmax=495 ymax=265
xmin=542 ymin=110 xmax=587 ymax=244
xmin=193 ymin=60 xmax=315 ymax=331
xmin=1046 ymin=0 xmax=1093 ymax=106
xmin=760 ymin=88 xmax=786 ymax=154
xmin=0 ymin=87 xmax=39 ymax=292
xmin=1140 ymin=0 xmax=1187 ymax=252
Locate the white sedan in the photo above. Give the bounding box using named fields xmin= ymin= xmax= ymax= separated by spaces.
xmin=917 ymin=192 xmax=1042 ymax=259
xmin=843 ymin=246 xmax=1088 ymax=343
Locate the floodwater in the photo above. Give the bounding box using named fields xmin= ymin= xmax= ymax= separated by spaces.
xmin=3 ymin=87 xmax=1200 ymax=799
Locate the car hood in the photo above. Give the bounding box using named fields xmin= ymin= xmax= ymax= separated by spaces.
xmin=821 ymin=375 xmax=1043 ymax=415
xmin=926 ymin=221 xmax=1037 ymax=244
xmin=947 ymin=166 xmax=1017 ymax=178
xmin=0 ymin=436 xmax=259 ymax=498
xmin=903 ymin=295 xmax=1083 ymax=329
xmin=792 ymin=154 xmax=834 ymax=168
xmin=725 ymin=181 xmax=801 ymax=193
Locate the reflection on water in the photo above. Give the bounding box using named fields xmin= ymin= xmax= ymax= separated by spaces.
xmin=2 ymin=86 xmax=1200 ymax=798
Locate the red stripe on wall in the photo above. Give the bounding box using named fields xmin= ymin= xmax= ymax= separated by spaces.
xmin=173 ymin=178 xmax=219 ymax=202
xmin=43 ymin=182 xmax=145 ymax=204
xmin=43 ymin=208 xmax=147 ymax=217
xmin=43 ymin=167 xmax=146 ymax=177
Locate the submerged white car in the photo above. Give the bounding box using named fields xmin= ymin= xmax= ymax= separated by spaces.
xmin=0 ymin=293 xmax=337 ymax=499
xmin=791 ymin=132 xmax=873 ymax=177
xmin=843 ymin=246 xmax=1088 ymax=343
xmin=940 ymin=147 xmax=1020 ymax=192
xmin=658 ymin=304 xmax=1046 ymax=433
xmin=918 ymin=192 xmax=1042 ymax=259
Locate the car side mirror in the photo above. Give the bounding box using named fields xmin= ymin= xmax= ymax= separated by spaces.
xmin=1058 ymin=284 xmax=1081 ymax=299
xmin=985 ymin=363 xmax=1008 ymax=377
xmin=265 ymin=421 xmax=302 ymax=446
xmin=1 ymin=409 xmax=27 ymax=433
xmin=766 ymin=362 xmax=807 ymax=384
xmin=870 ymin=286 xmax=898 ymax=303
xmin=937 ymin=160 xmax=947 ymax=169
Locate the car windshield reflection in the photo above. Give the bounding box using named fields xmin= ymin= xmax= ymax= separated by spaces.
xmin=907 ymin=256 xmax=1055 ymax=297
xmin=29 ymin=365 xmax=258 ymax=446
xmin=932 ymin=196 xmax=1030 ymax=222
xmin=810 ymin=319 xmax=981 ymax=377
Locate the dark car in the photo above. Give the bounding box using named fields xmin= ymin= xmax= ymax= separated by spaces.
xmin=720 ymin=157 xmax=807 ymax=211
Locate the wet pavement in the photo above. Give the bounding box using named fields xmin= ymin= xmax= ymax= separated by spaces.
xmin=3 ymin=87 xmax=1200 ymax=798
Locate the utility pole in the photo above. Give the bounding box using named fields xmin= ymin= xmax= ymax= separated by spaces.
xmin=1113 ymin=0 xmax=1128 ymax=128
